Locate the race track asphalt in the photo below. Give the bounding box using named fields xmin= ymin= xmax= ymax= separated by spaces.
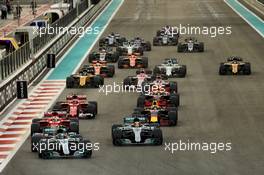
xmin=2 ymin=0 xmax=264 ymax=174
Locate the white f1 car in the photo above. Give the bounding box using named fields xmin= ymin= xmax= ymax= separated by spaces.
xmin=117 ymin=41 xmax=144 ymax=56
xmin=153 ymin=58 xmax=187 ymax=77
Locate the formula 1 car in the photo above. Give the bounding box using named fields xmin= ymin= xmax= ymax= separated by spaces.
xmin=153 ymin=34 xmax=178 ymax=46
xmin=88 ymin=47 xmax=119 ymax=63
xmin=80 ymin=61 xmax=115 ymax=77
xmin=112 ymin=117 xmax=163 ymax=146
xmin=153 ymin=58 xmax=187 ymax=78
xmin=99 ymin=33 xmax=126 ymax=47
xmin=32 ymin=129 xmax=92 ymax=159
xmin=116 ymin=41 xmax=144 ymax=56
xmin=30 ymin=112 xmax=79 ymax=136
xmin=137 ymin=91 xmax=180 ymax=108
xmin=118 ymin=54 xmax=148 ymax=69
xmin=142 ymin=75 xmax=178 ymax=94
xmin=177 ymin=37 xmax=204 ymax=52
xmin=66 ymin=71 xmax=104 ymax=88
xmin=130 ymin=37 xmax=152 ymax=51
xmin=133 ymin=102 xmax=178 ymax=126
xmin=219 ymin=57 xmax=251 ymax=75
xmin=52 ymin=94 xmax=97 ymax=119
xmin=123 ymin=69 xmax=152 ymax=88
xmin=156 ymin=25 xmax=179 ymax=38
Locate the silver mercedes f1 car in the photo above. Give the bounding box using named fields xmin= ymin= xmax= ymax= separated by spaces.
xmin=112 ymin=117 xmax=163 ymax=146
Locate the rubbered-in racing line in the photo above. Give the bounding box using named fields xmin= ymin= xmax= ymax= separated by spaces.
xmin=0 ymin=0 xmax=123 ymax=172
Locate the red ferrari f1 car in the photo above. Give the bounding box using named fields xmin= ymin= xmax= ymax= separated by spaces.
xmin=52 ymin=94 xmax=98 ymax=119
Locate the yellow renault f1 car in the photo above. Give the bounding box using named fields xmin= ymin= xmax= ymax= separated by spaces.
xmin=66 ymin=70 xmax=104 ymax=88
xmin=219 ymin=57 xmax=251 ymax=75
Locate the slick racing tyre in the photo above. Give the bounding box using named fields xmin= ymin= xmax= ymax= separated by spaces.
xmin=66 ymin=76 xmax=75 ymax=88
xmin=123 ymin=77 xmax=131 ymax=89
xmin=89 ymin=101 xmax=98 ymax=115
xmin=179 ymin=65 xmax=187 ymax=78
xmin=88 ymin=54 xmax=95 ymax=63
xmin=70 ymin=122 xmax=79 ymax=133
xmin=142 ymin=57 xmax=148 ymax=68
xmin=31 ymin=123 xmax=40 ymax=136
xmin=92 ymin=75 xmax=104 ymax=87
xmin=107 ymin=65 xmax=115 ymax=77
xmin=80 ymin=140 xmax=93 ymax=158
xmin=39 ymin=151 xmax=53 ymax=159
xmin=198 ymin=42 xmax=204 ymax=52
xmin=112 ymin=129 xmax=123 ymax=146
xmin=153 ymin=129 xmax=163 ymax=145
xmin=153 ymin=66 xmax=161 ymax=75
xmin=170 ymin=93 xmax=180 ymax=107
xmin=145 ymin=41 xmax=152 ymax=51
xmin=168 ymin=110 xmax=178 ymax=126
xmin=243 ymin=63 xmax=251 ymax=75
xmin=169 ymin=82 xmax=178 ymax=93
xmin=31 ymin=134 xmax=43 ymax=152
xmin=219 ymin=63 xmax=226 ymax=75
xmin=177 ymin=43 xmax=183 ymax=52
xmin=137 ymin=95 xmax=145 ymax=108
xmin=111 ymin=52 xmax=119 ymax=62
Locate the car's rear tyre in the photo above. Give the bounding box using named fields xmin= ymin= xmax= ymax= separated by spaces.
xmin=123 ymin=77 xmax=131 ymax=89
xmin=146 ymin=41 xmax=152 ymax=51
xmin=70 ymin=122 xmax=79 ymax=133
xmin=39 ymin=151 xmax=53 ymax=159
xmin=244 ymin=63 xmax=251 ymax=75
xmin=219 ymin=63 xmax=226 ymax=75
xmin=89 ymin=101 xmax=98 ymax=115
xmin=111 ymin=52 xmax=119 ymax=62
xmin=31 ymin=123 xmax=40 ymax=136
xmin=81 ymin=140 xmax=92 ymax=158
xmin=107 ymin=65 xmax=115 ymax=77
xmin=153 ymin=37 xmax=159 ymax=46
xmin=66 ymin=77 xmax=75 ymax=88
xmin=92 ymin=76 xmax=104 ymax=87
xmin=169 ymin=82 xmax=178 ymax=93
xmin=170 ymin=94 xmax=180 ymax=107
xmin=142 ymin=57 xmax=148 ymax=68
xmin=153 ymin=129 xmax=163 ymax=145
xmin=168 ymin=110 xmax=178 ymax=126
xmin=199 ymin=43 xmax=204 ymax=52
xmin=137 ymin=95 xmax=145 ymax=107
xmin=88 ymin=54 xmax=95 ymax=63
xmin=118 ymin=59 xmax=123 ymax=69
xmin=153 ymin=66 xmax=161 ymax=75
xmin=31 ymin=134 xmax=43 ymax=152
xmin=112 ymin=129 xmax=123 ymax=146
xmin=177 ymin=43 xmax=183 ymax=52
xmin=179 ymin=65 xmax=187 ymax=77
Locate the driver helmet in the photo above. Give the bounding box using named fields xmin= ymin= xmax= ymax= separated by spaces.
xmin=133 ymin=118 xmax=141 ymax=127
xmin=57 ymin=133 xmax=66 ymax=139
xmin=155 ymin=75 xmax=163 ymax=83
xmin=139 ymin=68 xmax=145 ymax=74
xmin=152 ymin=100 xmax=159 ymax=109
